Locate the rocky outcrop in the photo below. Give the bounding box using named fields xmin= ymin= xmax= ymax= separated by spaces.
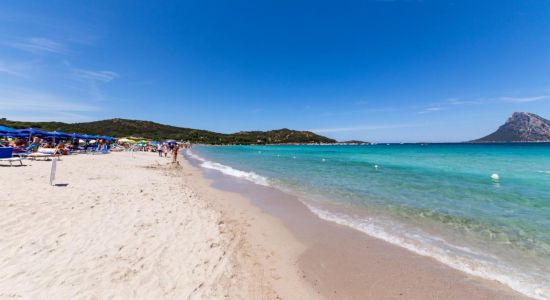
xmin=473 ymin=112 xmax=550 ymax=142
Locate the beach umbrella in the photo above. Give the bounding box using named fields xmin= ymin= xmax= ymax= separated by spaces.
xmin=69 ymin=133 xmax=84 ymax=140
xmin=118 ymin=138 xmax=136 ymax=143
xmin=0 ymin=125 xmax=17 ymax=134
xmin=17 ymin=128 xmax=48 ymax=140
xmin=47 ymin=131 xmax=70 ymax=143
xmin=0 ymin=125 xmax=17 ymax=140
xmin=79 ymin=134 xmax=95 ymax=140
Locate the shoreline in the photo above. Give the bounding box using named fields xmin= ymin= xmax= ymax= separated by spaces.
xmin=183 ymin=151 xmax=529 ymax=299
xmin=0 ymin=152 xmax=531 ymax=299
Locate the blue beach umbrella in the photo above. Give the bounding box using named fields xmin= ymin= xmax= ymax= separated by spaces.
xmin=0 ymin=125 xmax=17 ymax=140
xmin=47 ymin=131 xmax=71 ymax=143
xmin=79 ymin=134 xmax=94 ymax=140
xmin=69 ymin=133 xmax=83 ymax=140
xmin=17 ymin=128 xmax=48 ymax=140
xmin=0 ymin=125 xmax=17 ymax=134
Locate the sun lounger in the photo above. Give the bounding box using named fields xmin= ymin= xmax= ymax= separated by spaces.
xmin=37 ymin=148 xmax=60 ymax=155
xmin=27 ymin=152 xmax=53 ymax=161
xmin=26 ymin=148 xmax=61 ymax=161
xmin=0 ymin=147 xmax=23 ymax=166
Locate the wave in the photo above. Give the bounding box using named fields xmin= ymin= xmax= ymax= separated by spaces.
xmin=186 ymin=150 xmax=270 ymax=187
xmin=185 ymin=149 xmax=548 ymax=299
xmin=306 ymin=205 xmax=548 ymax=300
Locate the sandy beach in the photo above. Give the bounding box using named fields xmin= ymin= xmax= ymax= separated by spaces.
xmin=0 ymin=152 xmax=317 ymax=299
xmin=0 ymin=151 xmax=528 ymax=299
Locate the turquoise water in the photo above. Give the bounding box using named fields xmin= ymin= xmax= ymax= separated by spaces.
xmin=188 ymin=144 xmax=550 ymax=299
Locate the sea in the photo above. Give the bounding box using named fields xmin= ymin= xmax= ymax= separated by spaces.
xmin=186 ymin=143 xmax=550 ymax=299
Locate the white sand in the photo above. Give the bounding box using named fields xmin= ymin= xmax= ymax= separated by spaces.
xmin=0 ymin=152 xmax=317 ymax=299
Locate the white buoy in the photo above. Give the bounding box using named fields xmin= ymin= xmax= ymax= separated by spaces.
xmin=322 ymin=158 xmax=326 ymax=162
xmin=491 ymin=173 xmax=500 ymax=181
xmin=374 ymin=164 xmax=379 ymax=169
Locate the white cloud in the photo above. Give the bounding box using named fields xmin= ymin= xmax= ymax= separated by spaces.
xmin=499 ymin=95 xmax=549 ymax=103
xmin=5 ymin=37 xmax=65 ymax=54
xmin=0 ymin=63 xmax=26 ymax=77
xmin=419 ymin=106 xmax=445 ymax=114
xmin=446 ymin=98 xmax=483 ymax=105
xmin=72 ymin=68 xmax=119 ymax=82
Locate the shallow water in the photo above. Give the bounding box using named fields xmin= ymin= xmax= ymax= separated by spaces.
xmin=189 ymin=143 xmax=550 ymax=299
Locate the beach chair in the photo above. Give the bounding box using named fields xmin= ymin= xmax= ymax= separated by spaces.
xmin=27 ymin=148 xmax=59 ymax=161
xmin=25 ymin=142 xmax=40 ymax=152
xmin=0 ymin=147 xmax=23 ymax=166
xmin=27 ymin=152 xmax=53 ymax=161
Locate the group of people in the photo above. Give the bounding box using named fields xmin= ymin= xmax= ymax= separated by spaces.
xmin=1 ymin=134 xmax=192 ymax=163
xmin=1 ymin=136 xmax=111 ymax=155
xmin=155 ymin=142 xmax=192 ymax=163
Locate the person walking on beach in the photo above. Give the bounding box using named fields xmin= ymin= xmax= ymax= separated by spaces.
xmin=162 ymin=144 xmax=168 ymax=157
xmin=172 ymin=144 xmax=179 ymax=163
xmin=157 ymin=143 xmax=163 ymax=157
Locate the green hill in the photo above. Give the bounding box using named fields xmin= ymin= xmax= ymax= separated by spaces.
xmin=0 ymin=118 xmax=336 ymax=145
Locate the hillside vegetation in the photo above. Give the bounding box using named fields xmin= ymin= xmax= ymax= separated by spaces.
xmin=0 ymin=118 xmax=336 ymax=145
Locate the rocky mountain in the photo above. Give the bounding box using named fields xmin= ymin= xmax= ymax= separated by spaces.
xmin=473 ymin=112 xmax=550 ymax=142
xmin=0 ymin=118 xmax=336 ymax=145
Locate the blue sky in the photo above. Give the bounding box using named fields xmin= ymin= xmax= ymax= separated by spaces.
xmin=1 ymin=0 xmax=550 ymax=142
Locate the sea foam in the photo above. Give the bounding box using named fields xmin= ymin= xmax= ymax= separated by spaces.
xmin=305 ymin=205 xmax=549 ymax=300
xmin=186 ymin=150 xmax=270 ymax=187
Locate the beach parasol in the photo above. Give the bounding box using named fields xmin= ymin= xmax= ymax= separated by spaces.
xmin=0 ymin=125 xmax=17 ymax=140
xmin=47 ymin=131 xmax=70 ymax=143
xmin=0 ymin=125 xmax=17 ymax=134
xmin=118 ymin=138 xmax=136 ymax=143
xmin=17 ymin=128 xmax=48 ymax=140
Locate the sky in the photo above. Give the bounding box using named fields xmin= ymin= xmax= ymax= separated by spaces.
xmin=1 ymin=0 xmax=550 ymax=142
